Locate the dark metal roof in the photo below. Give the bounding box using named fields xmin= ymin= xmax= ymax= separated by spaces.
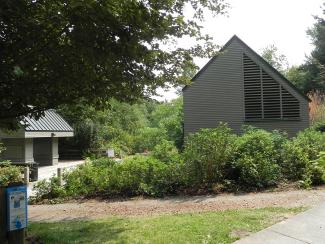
xmin=182 ymin=35 xmax=311 ymax=102
xmin=22 ymin=110 xmax=73 ymax=132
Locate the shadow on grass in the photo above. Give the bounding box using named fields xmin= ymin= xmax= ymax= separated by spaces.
xmin=28 ymin=218 xmax=129 ymax=243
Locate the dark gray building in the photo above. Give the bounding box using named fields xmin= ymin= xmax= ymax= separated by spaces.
xmin=0 ymin=110 xmax=74 ymax=166
xmin=183 ymin=35 xmax=310 ymax=137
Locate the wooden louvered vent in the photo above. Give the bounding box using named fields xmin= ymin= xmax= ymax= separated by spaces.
xmin=243 ymin=54 xmax=300 ymax=120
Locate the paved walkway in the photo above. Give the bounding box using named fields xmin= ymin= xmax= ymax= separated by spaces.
xmin=235 ymin=203 xmax=325 ymax=244
xmin=27 ymin=160 xmax=85 ymax=197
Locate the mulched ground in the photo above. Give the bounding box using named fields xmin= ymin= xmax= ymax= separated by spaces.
xmin=28 ymin=186 xmax=325 ymax=222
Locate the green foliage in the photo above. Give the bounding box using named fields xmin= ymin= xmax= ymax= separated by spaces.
xmin=33 ymin=124 xmax=325 ymax=201
xmin=0 ymin=143 xmax=23 ymax=187
xmin=106 ymin=156 xmax=185 ymax=197
xmin=33 ymin=155 xmax=185 ymax=200
xmin=0 ymin=0 xmax=228 ymax=128
xmin=150 ymin=97 xmax=184 ymax=149
xmin=311 ymin=152 xmax=325 ymax=183
xmin=234 ymin=129 xmax=280 ymax=188
xmin=152 ymin=140 xmax=180 ymax=163
xmin=299 ymin=152 xmax=325 ymax=188
xmin=0 ymin=162 xmax=23 ymax=187
xmin=134 ymin=127 xmax=167 ymax=152
xmin=290 ymin=6 xmax=325 ymax=94
xmin=32 ymin=177 xmax=66 ymax=202
xmin=293 ymin=129 xmax=325 ymax=161
xmin=280 ymin=129 xmax=325 ymax=184
xmin=280 ymin=141 xmax=309 ymax=181
xmin=64 ymin=160 xmax=112 ymax=197
xmin=286 ymin=66 xmax=310 ymax=93
xmin=261 ymin=44 xmax=288 ymax=74
xmin=60 ymin=97 xmax=184 ymax=156
xmin=183 ymin=123 xmax=237 ymax=186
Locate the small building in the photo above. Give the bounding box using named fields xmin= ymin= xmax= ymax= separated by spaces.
xmin=183 ymin=35 xmax=310 ymax=137
xmin=0 ymin=110 xmax=74 ymax=166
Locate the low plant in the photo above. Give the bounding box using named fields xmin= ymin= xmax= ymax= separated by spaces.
xmin=151 ymin=140 xmax=180 ymax=163
xmin=64 ymin=160 xmax=111 ymax=197
xmin=31 ymin=176 xmax=66 ymax=203
xmin=0 ymin=161 xmax=23 ymax=187
xmin=280 ymin=140 xmax=309 ymax=181
xmin=300 ymin=152 xmax=325 ymax=188
xmin=183 ymin=123 xmax=237 ymax=187
xmin=106 ymin=155 xmax=185 ymax=197
xmin=294 ymin=129 xmax=325 ymax=161
xmin=234 ymin=129 xmax=280 ymax=188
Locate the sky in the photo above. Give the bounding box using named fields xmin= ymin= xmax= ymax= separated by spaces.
xmin=153 ymin=0 xmax=324 ymax=101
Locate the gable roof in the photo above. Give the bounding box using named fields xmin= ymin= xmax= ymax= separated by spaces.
xmin=22 ymin=109 xmax=73 ymax=132
xmin=183 ymin=35 xmax=310 ymax=102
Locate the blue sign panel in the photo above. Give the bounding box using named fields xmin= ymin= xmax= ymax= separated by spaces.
xmin=6 ymin=186 xmax=28 ymax=231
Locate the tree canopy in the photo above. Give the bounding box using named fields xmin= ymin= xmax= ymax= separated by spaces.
xmin=0 ymin=0 xmax=228 ymax=128
xmin=261 ymin=44 xmax=288 ymax=74
xmin=296 ymin=4 xmax=325 ymax=94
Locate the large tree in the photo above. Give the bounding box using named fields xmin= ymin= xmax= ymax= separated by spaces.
xmin=298 ymin=4 xmax=325 ymax=94
xmin=0 ymin=0 xmax=228 ymax=128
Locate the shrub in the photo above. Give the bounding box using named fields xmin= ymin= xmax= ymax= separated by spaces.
xmin=293 ymin=129 xmax=325 ymax=160
xmin=107 ymin=156 xmax=185 ymax=197
xmin=279 ymin=129 xmax=325 ymax=182
xmin=33 ymin=155 xmax=185 ymax=200
xmin=312 ymin=121 xmax=325 ymax=132
xmin=234 ymin=129 xmax=280 ymax=188
xmin=301 ymin=152 xmax=325 ymax=187
xmin=280 ymin=141 xmax=309 ymax=181
xmin=134 ymin=127 xmax=167 ymax=152
xmin=64 ymin=160 xmax=111 ymax=197
xmin=0 ymin=161 xmax=23 ymax=187
xmin=151 ymin=140 xmax=180 ymax=163
xmin=32 ymin=177 xmax=66 ymax=202
xmin=183 ymin=123 xmax=237 ymax=186
xmin=91 ymin=157 xmax=116 ymax=168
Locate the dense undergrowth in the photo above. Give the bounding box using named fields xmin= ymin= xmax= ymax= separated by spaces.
xmin=31 ymin=124 xmax=325 ymax=203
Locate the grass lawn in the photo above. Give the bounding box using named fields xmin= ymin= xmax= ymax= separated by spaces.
xmin=28 ymin=207 xmax=304 ymax=244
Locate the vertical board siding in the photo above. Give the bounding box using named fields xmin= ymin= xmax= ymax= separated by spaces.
xmin=183 ymin=38 xmax=309 ymax=137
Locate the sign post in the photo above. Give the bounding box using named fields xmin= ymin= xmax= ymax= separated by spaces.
xmin=0 ymin=184 xmax=27 ymax=244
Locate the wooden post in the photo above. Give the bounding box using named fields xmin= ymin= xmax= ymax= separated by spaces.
xmin=0 ymin=187 xmax=8 ymax=244
xmin=8 ymin=229 xmax=25 ymax=244
xmin=57 ymin=168 xmax=62 ymax=186
xmin=23 ymin=167 xmax=29 ymax=185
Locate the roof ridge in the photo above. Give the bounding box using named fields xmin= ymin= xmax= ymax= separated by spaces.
xmin=182 ymin=35 xmax=310 ymax=102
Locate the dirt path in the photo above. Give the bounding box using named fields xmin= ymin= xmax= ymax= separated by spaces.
xmin=29 ymin=187 xmax=325 ymax=222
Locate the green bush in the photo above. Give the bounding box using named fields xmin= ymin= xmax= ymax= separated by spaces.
xmin=301 ymin=152 xmax=325 ymax=187
xmin=312 ymin=121 xmax=325 ymax=132
xmin=32 ymin=125 xmax=325 ymax=201
xmin=234 ymin=129 xmax=280 ymax=188
xmin=293 ymin=129 xmax=325 ymax=160
xmin=0 ymin=161 xmax=23 ymax=187
xmin=32 ymin=177 xmax=66 ymax=202
xmin=279 ymin=129 xmax=325 ymax=183
xmin=32 ymin=156 xmax=186 ymax=200
xmin=91 ymin=157 xmax=117 ymax=168
xmin=0 ymin=144 xmax=23 ymax=187
xmin=151 ymin=140 xmax=180 ymax=163
xmin=106 ymin=156 xmax=185 ymax=197
xmin=134 ymin=127 xmax=167 ymax=152
xmin=280 ymin=140 xmax=309 ymax=180
xmin=183 ymin=123 xmax=237 ymax=186
xmin=64 ymin=160 xmax=111 ymax=197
